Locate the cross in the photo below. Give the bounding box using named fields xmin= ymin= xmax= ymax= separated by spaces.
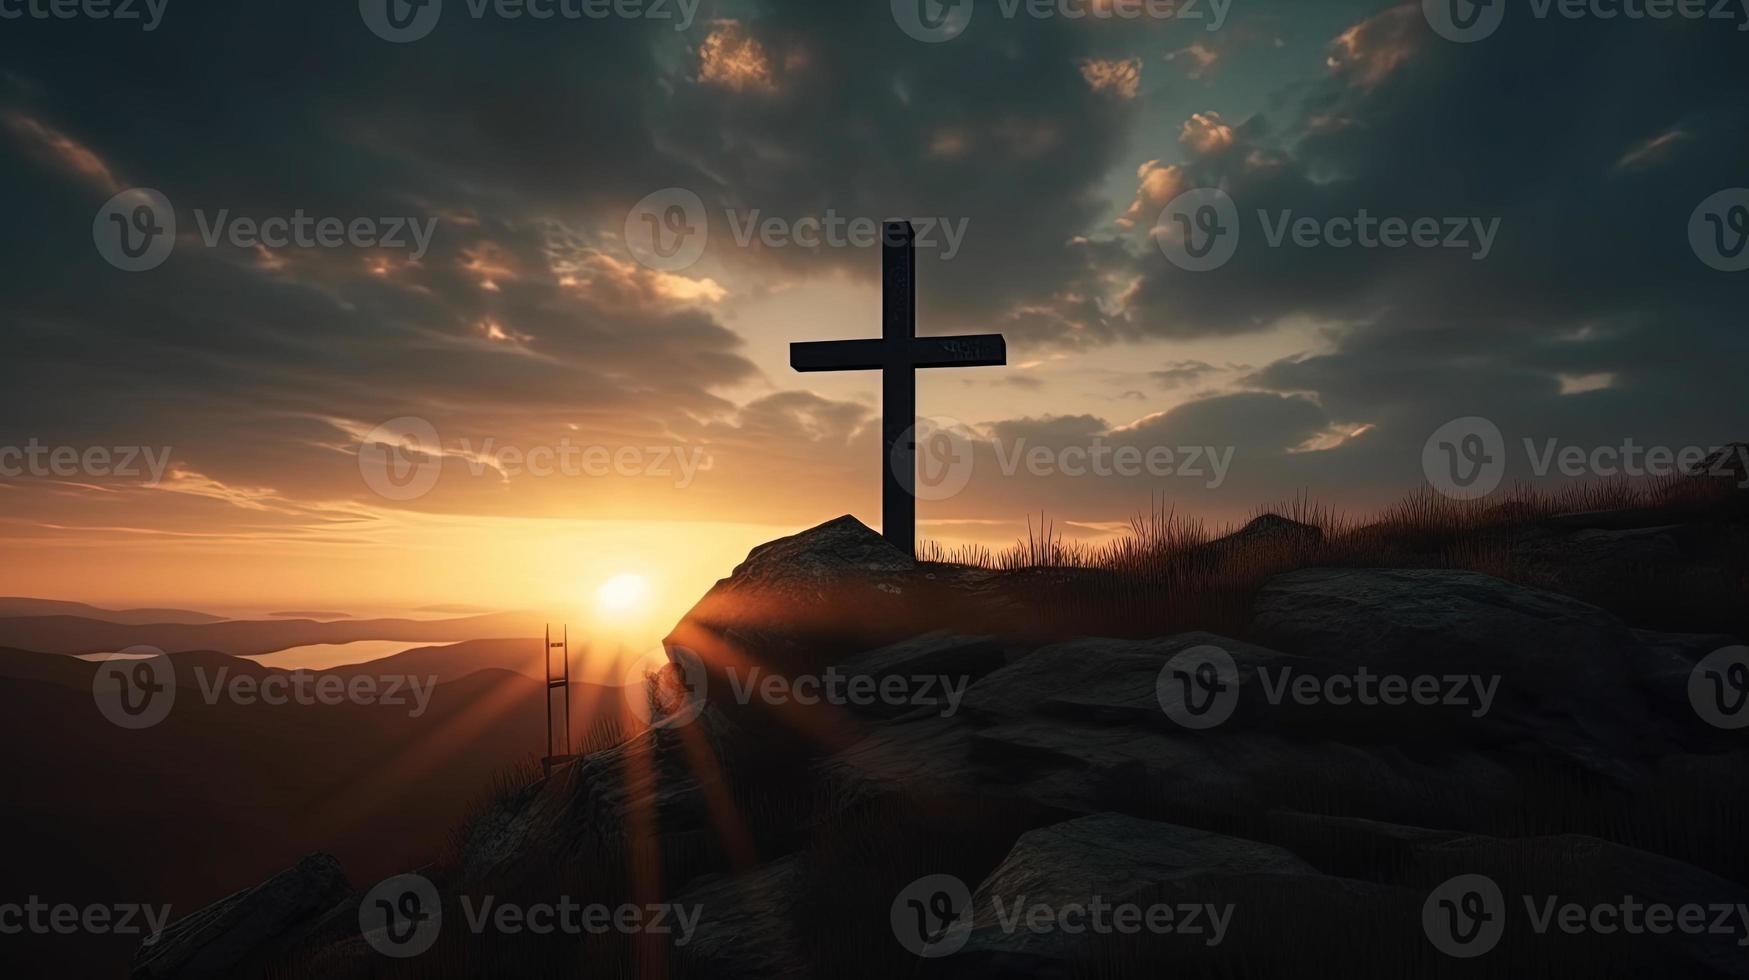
xmin=791 ymin=220 xmax=1007 ymax=558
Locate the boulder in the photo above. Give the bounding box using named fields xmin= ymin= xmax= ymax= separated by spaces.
xmin=1219 ymin=512 xmax=1324 ymax=548
xmin=1632 ymin=629 xmax=1741 ymax=718
xmin=933 ymin=813 xmax=1407 ymax=978
xmin=959 ymin=633 xmax=1297 ymax=729
xmin=661 ymin=517 xmax=1105 ymax=721
xmin=1249 ymin=568 xmax=1661 ymax=778
xmin=459 ymin=704 xmax=783 ymax=884
xmin=674 ymin=856 xmax=810 ymax=980
xmin=839 ymin=631 xmax=1006 ymax=719
xmin=132 ymin=853 xmax=350 ymax=980
xmin=1263 ymin=810 xmax=1749 ymax=978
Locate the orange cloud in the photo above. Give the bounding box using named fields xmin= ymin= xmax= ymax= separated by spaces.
xmin=565 ymin=252 xmax=726 ymax=308
xmin=3 ymin=111 xmax=121 ymax=193
xmin=1180 ymin=111 xmax=1235 ymax=155
xmin=1116 ymin=159 xmax=1189 ymax=229
xmin=1165 ymin=41 xmax=1220 ymax=81
xmin=1079 ymin=58 xmax=1142 ymax=99
xmin=1614 ymin=128 xmax=1688 ymax=174
xmin=1326 ymin=4 xmax=1423 ymax=90
xmin=699 ymin=21 xmax=777 ymax=93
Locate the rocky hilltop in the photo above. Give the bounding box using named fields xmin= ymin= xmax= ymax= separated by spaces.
xmin=141 ymin=506 xmax=1749 ymax=978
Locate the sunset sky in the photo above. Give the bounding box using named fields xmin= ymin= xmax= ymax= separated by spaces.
xmin=0 ymin=0 xmax=1744 ymax=621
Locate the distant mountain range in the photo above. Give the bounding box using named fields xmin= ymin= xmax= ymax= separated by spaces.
xmin=0 ymin=597 xmax=228 ymax=625
xmin=0 ymin=602 xmax=549 ymax=657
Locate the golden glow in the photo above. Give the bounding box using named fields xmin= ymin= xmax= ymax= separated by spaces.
xmin=595 ymin=572 xmax=652 ymax=617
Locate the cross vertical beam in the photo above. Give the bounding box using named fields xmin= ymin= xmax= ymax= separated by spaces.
xmin=883 ymin=222 xmax=917 ymax=556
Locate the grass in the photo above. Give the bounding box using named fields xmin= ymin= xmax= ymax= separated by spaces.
xmin=918 ymin=474 xmax=1746 ymax=639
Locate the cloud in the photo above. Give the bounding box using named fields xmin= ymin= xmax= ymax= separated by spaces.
xmin=698 ymin=20 xmax=779 ymax=93
xmin=1079 ymin=58 xmax=1142 ymax=99
xmin=3 ymin=110 xmax=120 ymax=193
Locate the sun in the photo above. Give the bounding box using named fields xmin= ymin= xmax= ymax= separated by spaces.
xmin=594 ymin=572 xmax=651 ymax=618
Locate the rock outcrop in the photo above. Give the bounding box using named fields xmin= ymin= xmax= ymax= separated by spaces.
xmin=151 ymin=512 xmax=1749 ymax=979
xmin=132 ymin=853 xmax=350 ymax=980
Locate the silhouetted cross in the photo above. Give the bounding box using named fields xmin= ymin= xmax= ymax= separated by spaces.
xmin=791 ymin=221 xmax=1006 ymax=558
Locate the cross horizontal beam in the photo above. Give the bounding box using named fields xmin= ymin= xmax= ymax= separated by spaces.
xmin=791 ymin=334 xmax=1008 ymax=372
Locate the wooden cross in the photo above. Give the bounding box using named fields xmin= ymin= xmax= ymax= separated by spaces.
xmin=791 ymin=220 xmax=1007 ymax=557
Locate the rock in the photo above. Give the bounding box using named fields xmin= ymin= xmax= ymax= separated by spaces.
xmin=839 ymin=631 xmax=1006 ymax=719
xmin=1262 ymin=810 xmax=1749 ymax=979
xmin=959 ymin=633 xmax=1296 ymax=729
xmin=1249 ymin=568 xmax=1660 ymax=778
xmin=1221 ymin=512 xmax=1324 ymax=548
xmin=674 ymin=856 xmax=809 ymax=980
xmin=934 ymin=813 xmax=1405 ymax=978
xmin=815 ymin=713 xmax=992 ymax=809
xmin=1631 ymin=629 xmax=1742 ymax=719
xmin=1692 ymin=442 xmax=1749 ymax=488
xmin=132 ymin=853 xmax=350 ymax=980
xmin=661 ymin=517 xmax=1110 ymax=721
xmin=812 ymin=634 xmax=1514 ymax=829
xmin=1517 ymin=524 xmax=1698 ymax=565
xmin=460 ymin=705 xmax=769 ymax=884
